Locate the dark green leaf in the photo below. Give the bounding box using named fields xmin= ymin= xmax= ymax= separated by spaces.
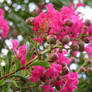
xmin=31 ymin=61 xmax=50 ymax=69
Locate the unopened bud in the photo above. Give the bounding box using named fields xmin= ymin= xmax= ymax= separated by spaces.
xmin=87 ymin=67 xmax=92 ymax=73
xmin=65 ymin=20 xmax=72 ymax=27
xmin=40 ymin=74 xmax=48 ymax=82
xmin=58 ymin=49 xmax=62 ymax=53
xmin=79 ymin=66 xmax=85 ymax=72
xmin=62 ymin=63 xmax=66 ymax=67
xmin=46 ymin=53 xmax=58 ymax=62
xmin=83 ymin=26 xmax=87 ymax=30
xmin=25 ymin=17 xmax=34 ymax=24
xmin=71 ymin=43 xmax=79 ymax=51
xmin=84 ymin=19 xmax=91 ymax=26
xmin=61 ymin=35 xmax=70 ymax=44
xmin=43 ymin=33 xmax=47 ymax=41
xmin=83 ymin=37 xmax=90 ymax=43
xmin=38 ymin=3 xmax=43 ymax=8
xmin=79 ymin=41 xmax=84 ymax=52
xmin=62 ymin=65 xmax=69 ymax=74
xmin=86 ymin=59 xmax=92 ymax=64
xmin=70 ymin=57 xmax=76 ymax=63
xmin=47 ymin=35 xmax=56 ymax=44
xmin=56 ymin=85 xmax=60 ymax=90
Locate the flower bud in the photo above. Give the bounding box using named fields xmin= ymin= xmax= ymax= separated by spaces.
xmin=87 ymin=67 xmax=92 ymax=73
xmin=47 ymin=35 xmax=56 ymax=44
xmin=40 ymin=74 xmax=48 ymax=82
xmin=84 ymin=19 xmax=91 ymax=26
xmin=79 ymin=41 xmax=84 ymax=52
xmin=43 ymin=33 xmax=47 ymax=41
xmin=62 ymin=63 xmax=66 ymax=67
xmin=79 ymin=66 xmax=85 ymax=72
xmin=71 ymin=43 xmax=79 ymax=51
xmin=86 ymin=59 xmax=92 ymax=64
xmin=57 ymin=76 xmax=61 ymax=81
xmin=83 ymin=26 xmax=87 ymax=30
xmin=61 ymin=35 xmax=70 ymax=44
xmin=38 ymin=3 xmax=43 ymax=9
xmin=25 ymin=17 xmax=34 ymax=24
xmin=65 ymin=20 xmax=72 ymax=27
xmin=46 ymin=53 xmax=58 ymax=62
xmin=70 ymin=57 xmax=76 ymax=63
xmin=58 ymin=49 xmax=62 ymax=53
xmin=56 ymin=85 xmax=61 ymax=90
xmin=83 ymin=37 xmax=90 ymax=43
xmin=62 ymin=65 xmax=69 ymax=75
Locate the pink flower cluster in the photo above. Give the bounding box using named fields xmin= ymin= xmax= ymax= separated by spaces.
xmin=29 ymin=52 xmax=78 ymax=92
xmin=12 ymin=40 xmax=26 ymax=66
xmin=0 ymin=9 xmax=9 ymax=38
xmin=32 ymin=4 xmax=84 ymax=44
xmin=28 ymin=3 xmax=92 ymax=92
xmin=29 ymin=66 xmax=45 ymax=83
xmin=60 ymin=72 xmax=78 ymax=92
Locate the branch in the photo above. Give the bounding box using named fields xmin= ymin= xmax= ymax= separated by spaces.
xmin=0 ymin=44 xmax=60 ymax=80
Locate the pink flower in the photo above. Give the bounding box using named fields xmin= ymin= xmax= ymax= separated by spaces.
xmin=41 ymin=84 xmax=54 ymax=92
xmin=32 ymin=3 xmax=63 ymax=43
xmin=60 ymin=5 xmax=75 ymax=20
xmin=29 ymin=66 xmax=45 ymax=83
xmin=12 ymin=40 xmax=19 ymax=52
xmin=53 ymin=77 xmax=64 ymax=87
xmin=56 ymin=53 xmax=70 ymax=64
xmin=85 ymin=44 xmax=92 ymax=57
xmin=60 ymin=5 xmax=83 ymax=38
xmin=76 ymin=3 xmax=84 ymax=8
xmin=12 ymin=40 xmax=26 ymax=66
xmin=0 ymin=16 xmax=9 ymax=38
xmin=90 ymin=36 xmax=92 ymax=43
xmin=33 ymin=37 xmax=43 ymax=45
xmin=45 ymin=63 xmax=62 ymax=80
xmin=0 ymin=9 xmax=9 ymax=38
xmin=32 ymin=3 xmax=84 ymax=44
xmin=72 ymin=51 xmax=78 ymax=56
xmin=62 ymin=49 xmax=69 ymax=55
xmin=18 ymin=45 xmax=26 ymax=65
xmin=60 ymin=72 xmax=78 ymax=92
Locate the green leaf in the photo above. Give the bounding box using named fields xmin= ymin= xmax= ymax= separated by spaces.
xmin=21 ymin=70 xmax=26 ymax=75
xmin=14 ymin=58 xmax=21 ymax=70
xmin=12 ymin=80 xmax=18 ymax=88
xmin=6 ymin=50 xmax=12 ymax=72
xmin=5 ymin=80 xmax=18 ymax=88
xmin=10 ymin=74 xmax=37 ymax=87
xmin=0 ymin=80 xmax=5 ymax=86
xmin=10 ymin=74 xmax=28 ymax=81
xmin=31 ymin=61 xmax=50 ymax=69
xmin=1 ymin=84 xmax=10 ymax=92
xmin=0 ymin=66 xmax=5 ymax=77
